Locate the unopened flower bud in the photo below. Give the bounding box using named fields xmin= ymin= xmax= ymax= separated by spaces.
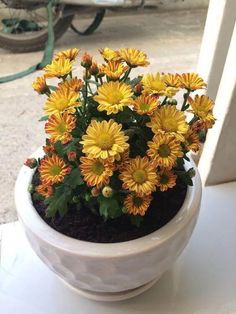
xmin=89 ymin=61 xmax=99 ymax=76
xmin=24 ymin=158 xmax=38 ymax=169
xmin=28 ymin=184 xmax=35 ymax=193
xmin=81 ymin=52 xmax=92 ymax=68
xmin=91 ymin=187 xmax=100 ymax=197
xmin=83 ymin=70 xmax=91 ymax=80
xmin=134 ymin=82 xmax=143 ymax=95
xmin=188 ymin=168 xmax=196 ymax=178
xmin=67 ymin=151 xmax=77 ymax=161
xmin=167 ymin=98 xmax=177 ymax=106
xmin=102 ymin=186 xmax=113 ymax=198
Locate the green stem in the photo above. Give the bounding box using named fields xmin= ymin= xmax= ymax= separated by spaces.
xmin=161 ymin=96 xmax=168 ymax=106
xmin=122 ymin=67 xmax=132 ymax=82
xmin=189 ymin=115 xmax=198 ymax=125
xmin=88 ymin=83 xmax=94 ymax=96
xmin=181 ymin=89 xmax=191 ymax=111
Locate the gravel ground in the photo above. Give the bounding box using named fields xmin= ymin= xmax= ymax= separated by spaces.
xmin=0 ymin=8 xmax=207 ymax=224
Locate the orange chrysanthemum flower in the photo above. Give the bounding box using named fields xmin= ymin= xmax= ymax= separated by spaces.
xmin=99 ymin=47 xmax=120 ymax=62
xmin=44 ymin=85 xmax=80 ymax=116
xmin=146 ymin=105 xmax=189 ymax=141
xmin=164 ymin=73 xmax=181 ymax=88
xmin=59 ymin=77 xmax=83 ymax=92
xmin=147 ymin=133 xmax=183 ymax=168
xmin=156 ymin=168 xmax=177 ymax=192
xmin=43 ymin=139 xmax=55 ymax=156
xmin=80 ymin=156 xmax=114 ymax=188
xmin=93 ymin=81 xmax=133 ymax=115
xmin=184 ymin=128 xmax=201 ymax=152
xmin=45 ymin=112 xmax=76 ymax=144
xmin=39 ymin=155 xmax=71 ymax=185
xmin=103 ymin=61 xmax=128 ymax=80
xmin=178 ymin=73 xmax=207 ymax=90
xmin=32 ymin=76 xmax=47 ymax=94
xmin=119 ymin=48 xmax=149 ymax=67
xmin=80 ymin=119 xmax=129 ymax=160
xmin=44 ymin=58 xmax=74 ymax=78
xmin=119 ymin=156 xmax=157 ymax=196
xmin=132 ymin=93 xmax=159 ymax=115
xmin=188 ymin=95 xmax=215 ymax=128
xmin=55 ymin=48 xmax=79 ymax=61
xmin=124 ymin=194 xmax=152 ymax=216
xmin=35 ymin=184 xmax=53 ymax=198
xmin=142 ymin=72 xmax=178 ymax=97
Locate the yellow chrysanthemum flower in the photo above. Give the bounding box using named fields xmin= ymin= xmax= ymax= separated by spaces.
xmin=132 ymin=93 xmax=159 ymax=115
xmin=147 ymin=133 xmax=183 ymax=168
xmin=178 ymin=73 xmax=207 ymax=90
xmin=32 ymin=76 xmax=47 ymax=94
xmin=103 ymin=61 xmax=128 ymax=80
xmin=184 ymin=128 xmax=200 ymax=152
xmin=45 ymin=112 xmax=76 ymax=144
xmin=124 ymin=194 xmax=152 ymax=216
xmin=119 ymin=48 xmax=149 ymax=68
xmin=44 ymin=58 xmax=74 ymax=78
xmin=93 ymin=81 xmax=133 ymax=115
xmin=44 ymin=85 xmax=80 ymax=116
xmin=39 ymin=155 xmax=71 ymax=185
xmin=164 ymin=73 xmax=181 ymax=88
xmin=59 ymin=77 xmax=83 ymax=92
xmin=80 ymin=119 xmax=129 ymax=160
xmin=80 ymin=156 xmax=114 ymax=188
xmin=156 ymin=168 xmax=177 ymax=192
xmin=55 ymin=48 xmax=79 ymax=61
xmin=188 ymin=95 xmax=215 ymax=128
xmin=119 ymin=156 xmax=157 ymax=196
xmin=146 ymin=105 xmax=189 ymax=141
xmin=35 ymin=184 xmax=53 ymax=198
xmin=99 ymin=47 xmax=120 ymax=62
xmin=142 ymin=72 xmax=178 ymax=96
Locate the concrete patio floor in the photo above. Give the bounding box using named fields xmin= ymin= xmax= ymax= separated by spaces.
xmin=0 ymin=8 xmax=207 ymax=224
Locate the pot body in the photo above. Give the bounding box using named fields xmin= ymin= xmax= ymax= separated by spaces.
xmin=15 ymin=148 xmax=202 ymax=294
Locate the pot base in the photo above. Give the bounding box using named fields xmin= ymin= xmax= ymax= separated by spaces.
xmin=59 ymin=276 xmax=160 ymax=302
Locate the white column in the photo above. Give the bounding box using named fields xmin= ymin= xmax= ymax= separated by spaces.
xmin=197 ymin=0 xmax=236 ymax=100
xmin=198 ymin=22 xmax=236 ymax=185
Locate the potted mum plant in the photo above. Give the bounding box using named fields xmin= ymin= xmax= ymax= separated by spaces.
xmin=15 ymin=47 xmax=215 ymax=301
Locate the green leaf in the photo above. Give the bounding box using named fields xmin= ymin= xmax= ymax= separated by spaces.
xmin=39 ymin=115 xmax=49 ymax=122
xmin=54 ymin=141 xmax=64 ymax=157
xmin=46 ymin=185 xmax=72 ymax=218
xmin=98 ymin=196 xmax=123 ymax=220
xmin=64 ymin=168 xmax=83 ymax=188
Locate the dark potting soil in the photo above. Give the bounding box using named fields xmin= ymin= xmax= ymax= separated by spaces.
xmin=32 ymin=177 xmax=187 ymax=243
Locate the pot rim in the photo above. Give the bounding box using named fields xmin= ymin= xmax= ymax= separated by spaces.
xmin=15 ymin=147 xmax=202 ymax=258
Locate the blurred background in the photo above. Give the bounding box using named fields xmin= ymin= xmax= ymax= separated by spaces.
xmin=0 ymin=0 xmax=209 ymax=224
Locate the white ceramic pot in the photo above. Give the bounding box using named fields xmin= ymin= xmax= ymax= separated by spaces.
xmin=15 ymin=148 xmax=202 ymax=301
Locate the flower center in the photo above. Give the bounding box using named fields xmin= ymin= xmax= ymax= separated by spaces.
xmin=160 ymin=174 xmax=169 ymax=184
xmin=150 ymin=80 xmax=166 ymax=92
xmin=97 ymin=134 xmax=114 ymax=150
xmin=56 ymin=122 xmax=67 ymax=134
xmin=49 ymin=165 xmax=62 ymax=176
xmin=92 ymin=161 xmax=105 ymax=175
xmin=56 ymin=99 xmax=70 ymax=110
xmin=163 ymin=118 xmax=178 ymax=132
xmin=158 ymin=144 xmax=171 ymax=157
xmin=132 ymin=169 xmax=147 ymax=184
xmin=107 ymin=90 xmax=124 ymax=105
xmin=139 ymin=102 xmax=150 ymax=111
xmin=133 ymin=196 xmax=143 ymax=207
